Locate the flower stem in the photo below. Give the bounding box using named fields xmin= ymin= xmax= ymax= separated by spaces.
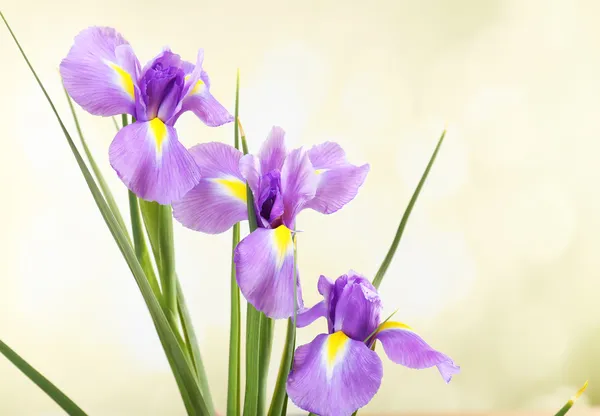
xmin=158 ymin=204 xmax=177 ymax=327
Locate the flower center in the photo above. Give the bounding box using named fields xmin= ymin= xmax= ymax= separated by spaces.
xmin=258 ymin=170 xmax=284 ymax=227
xmin=139 ymin=52 xmax=185 ymax=122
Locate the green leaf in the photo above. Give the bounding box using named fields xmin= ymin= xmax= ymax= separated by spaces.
xmin=128 ymin=190 xmax=162 ymax=302
xmin=158 ymin=204 xmax=177 ymax=326
xmin=227 ymin=68 xmax=242 ymax=416
xmin=372 ymin=130 xmax=446 ymax=289
xmin=554 ymin=381 xmax=588 ymax=416
xmin=176 ymin=278 xmax=215 ymax=415
xmin=0 ymin=339 xmax=88 ymax=415
xmin=0 ymin=13 xmax=209 ymax=414
xmin=62 ymin=87 xmax=130 ymax=238
xmin=257 ymin=316 xmax=274 ymax=415
xmin=139 ymin=199 xmax=161 ymax=267
xmin=111 ymin=116 xmax=120 ymax=131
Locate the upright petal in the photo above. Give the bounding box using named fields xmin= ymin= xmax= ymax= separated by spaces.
xmin=306 ymin=142 xmax=370 ymax=214
xmin=109 ymin=119 xmax=201 ymax=205
xmin=172 ymin=142 xmax=247 ymax=234
xmin=375 ymin=321 xmax=460 ymax=383
xmin=258 ymin=126 xmax=287 ymax=173
xmin=60 ymin=27 xmax=140 ymax=116
xmin=174 ymin=56 xmax=233 ymax=126
xmin=234 ymin=226 xmax=302 ymax=318
xmin=281 ymin=147 xmax=319 ymax=227
xmin=332 ymin=274 xmax=382 ymax=341
xmin=286 ymin=332 xmax=383 ymax=416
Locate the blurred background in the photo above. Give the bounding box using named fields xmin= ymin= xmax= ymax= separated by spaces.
xmin=1 ymin=0 xmax=599 ymax=414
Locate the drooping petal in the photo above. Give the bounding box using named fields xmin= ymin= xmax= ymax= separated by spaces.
xmin=306 ymin=142 xmax=370 ymax=214
xmin=108 ymin=119 xmax=201 ymax=205
xmin=60 ymin=27 xmax=140 ymax=116
xmin=286 ymin=332 xmax=383 ymax=416
xmin=281 ymin=147 xmax=319 ymax=227
xmin=172 ymin=142 xmax=247 ymax=233
xmin=174 ymin=57 xmax=233 ymax=126
xmin=258 ymin=126 xmax=287 ymax=173
xmin=332 ymin=274 xmax=382 ymax=341
xmin=234 ymin=226 xmax=302 ymax=318
xmin=375 ymin=321 xmax=460 ymax=383
xmin=296 ymin=301 xmax=326 ymax=328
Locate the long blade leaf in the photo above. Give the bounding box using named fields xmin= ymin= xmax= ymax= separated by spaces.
xmin=0 ymin=340 xmax=88 ymax=416
xmin=63 ymin=87 xmax=130 ymax=238
xmin=227 ymin=68 xmax=242 ymax=416
xmin=554 ymin=381 xmax=589 ymax=416
xmin=1 ymin=13 xmax=209 ymax=414
xmin=372 ymin=130 xmax=446 ymax=289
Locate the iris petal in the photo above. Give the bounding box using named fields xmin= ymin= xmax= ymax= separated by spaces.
xmin=375 ymin=321 xmax=460 ymax=383
xmin=258 ymin=126 xmax=287 ymax=173
xmin=234 ymin=226 xmax=302 ymax=318
xmin=60 ymin=26 xmax=140 ymax=116
xmin=173 ymin=142 xmax=247 ymax=234
xmin=281 ymin=147 xmax=319 ymax=227
xmin=286 ymin=332 xmax=383 ymax=416
xmin=306 ymin=141 xmax=370 ymax=214
xmin=108 ymin=120 xmax=200 ymax=204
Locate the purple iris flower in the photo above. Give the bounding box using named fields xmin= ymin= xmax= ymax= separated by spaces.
xmin=287 ymin=272 xmax=460 ymax=416
xmin=60 ymin=27 xmax=233 ymax=204
xmin=172 ymin=127 xmax=370 ymax=318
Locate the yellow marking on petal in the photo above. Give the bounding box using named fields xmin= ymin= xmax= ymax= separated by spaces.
xmin=327 ymin=331 xmax=350 ymax=366
xmin=272 ymin=225 xmax=293 ymax=266
xmin=190 ymin=79 xmax=205 ymax=95
xmin=214 ymin=178 xmax=247 ymax=202
xmin=378 ymin=321 xmax=412 ymax=332
xmin=149 ymin=118 xmax=168 ymax=153
xmin=107 ymin=62 xmax=135 ymax=100
xmin=315 ymin=169 xmax=325 ymax=175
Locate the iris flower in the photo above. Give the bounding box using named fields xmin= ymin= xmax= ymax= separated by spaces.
xmin=172 ymin=127 xmax=369 ymax=318
xmin=60 ymin=27 xmax=233 ymax=204
xmin=287 ymin=271 xmax=460 ymax=416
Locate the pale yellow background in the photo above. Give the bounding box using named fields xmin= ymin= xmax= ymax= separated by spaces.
xmin=1 ymin=0 xmax=599 ymax=415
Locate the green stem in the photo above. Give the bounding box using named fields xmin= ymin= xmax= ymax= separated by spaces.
xmin=177 ymin=278 xmax=215 ymax=414
xmin=227 ymin=223 xmax=242 ymax=416
xmin=128 ymin=191 xmax=162 ymax=301
xmin=158 ymin=204 xmax=177 ymax=327
xmin=257 ymin=315 xmax=274 ymax=414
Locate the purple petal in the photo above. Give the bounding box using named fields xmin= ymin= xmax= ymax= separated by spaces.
xmin=317 ymin=275 xmax=335 ymax=333
xmin=286 ymin=332 xmax=383 ymax=416
xmin=108 ymin=120 xmax=201 ymax=205
xmin=281 ymin=147 xmax=319 ymax=227
xmin=60 ymin=27 xmax=140 ymax=116
xmin=234 ymin=226 xmax=303 ymax=318
xmin=332 ymin=274 xmax=382 ymax=341
xmin=259 ymin=126 xmax=287 ymax=173
xmin=172 ymin=142 xmax=247 ymax=234
xmin=174 ymin=57 xmax=232 ymax=126
xmin=239 ymin=154 xmax=266 ymax=227
xmin=296 ymin=301 xmax=326 ymax=328
xmin=375 ymin=321 xmax=460 ymax=383
xmin=306 ymin=142 xmax=369 ymax=214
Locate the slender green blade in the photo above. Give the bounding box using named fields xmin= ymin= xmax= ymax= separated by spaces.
xmin=128 ymin=190 xmax=162 ymax=301
xmin=363 ymin=309 xmax=399 ymax=343
xmin=111 ymin=116 xmax=120 ymax=131
xmin=554 ymin=381 xmax=588 ymax=416
xmin=139 ymin=199 xmax=161 ymax=267
xmin=372 ymin=130 xmax=446 ymax=289
xmin=158 ymin=204 xmax=177 ymax=326
xmin=257 ymin=316 xmax=274 ymax=414
xmin=177 ymin=278 xmax=215 ymax=414
xmin=0 ymin=340 xmax=88 ymax=416
xmin=227 ymin=69 xmax=242 ymax=416
xmin=242 ymin=127 xmax=264 ymax=415
xmin=0 ymin=13 xmax=209 ymax=414
xmin=63 ymin=87 xmax=130 ymax=238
